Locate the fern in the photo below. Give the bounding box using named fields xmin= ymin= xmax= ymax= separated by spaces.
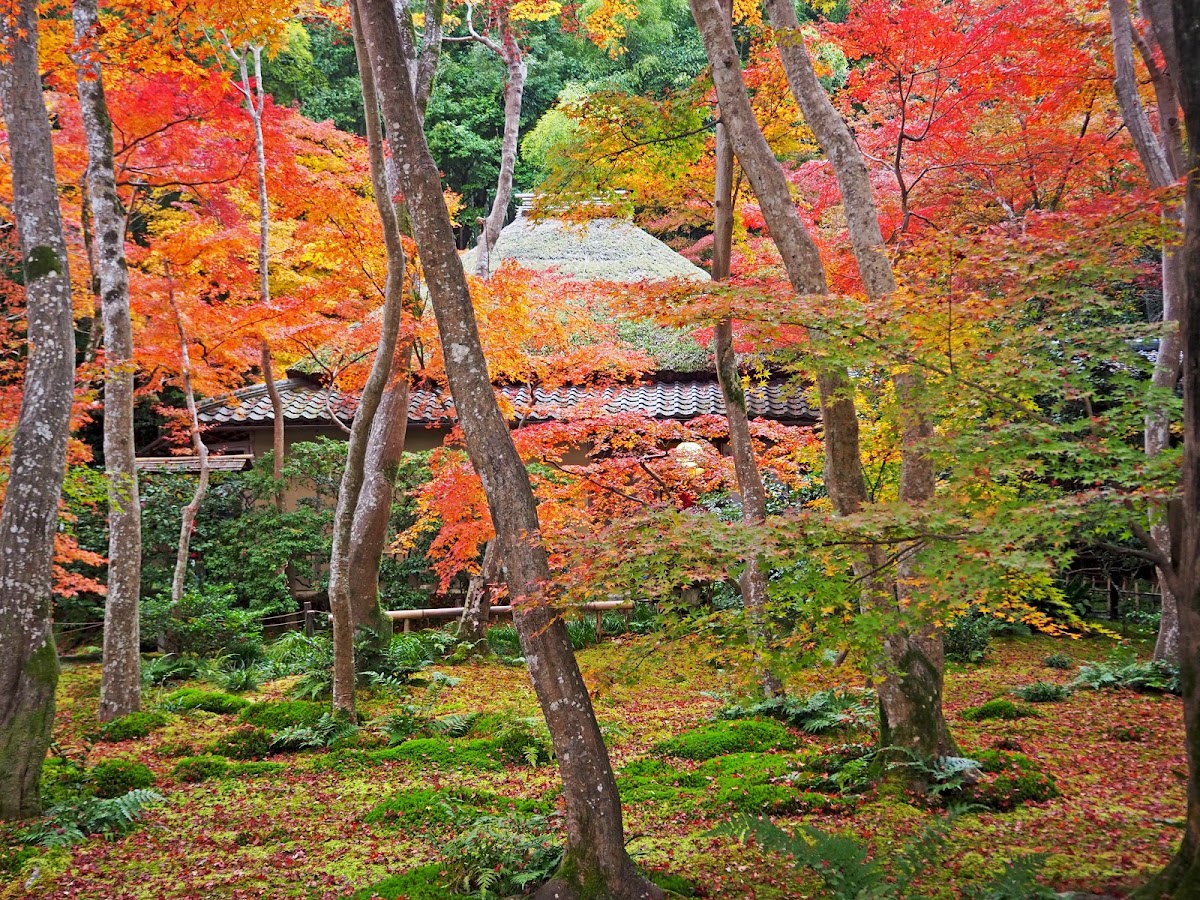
xmin=24 ymin=790 xmax=164 ymax=848
xmin=270 ymin=713 xmax=357 ymax=751
xmin=432 ymin=713 xmax=478 ymax=737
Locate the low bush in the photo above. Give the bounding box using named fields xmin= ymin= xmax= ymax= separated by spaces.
xmin=961 ymin=699 xmax=1036 ymax=722
xmin=270 ymin=713 xmax=358 ymax=752
xmin=142 ymin=587 xmax=265 ymax=661
xmin=946 ymin=750 xmax=1059 ymax=811
xmin=141 ymin=654 xmax=213 ymax=686
xmin=484 ymin=625 xmax=523 ymax=662
xmin=97 ymin=711 xmax=169 ymax=742
xmin=238 ymin=700 xmax=327 ymax=732
xmin=88 ymin=759 xmax=156 ymax=798
xmin=161 ymin=688 xmax=249 ymax=715
xmin=719 ymin=689 xmax=876 ymax=734
xmin=944 ymin=612 xmax=996 ymax=663
xmin=364 ymin=788 xmax=549 ymax=831
xmin=654 ymin=719 xmax=796 ymax=760
xmin=209 ymin=725 xmax=273 ymax=760
xmin=1043 ymin=652 xmax=1073 ymax=670
xmin=489 ymin=716 xmax=554 ymax=766
xmin=1013 ymin=682 xmax=1071 ymax=703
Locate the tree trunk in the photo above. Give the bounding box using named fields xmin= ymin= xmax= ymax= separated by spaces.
xmin=168 ymin=285 xmax=210 ymax=607
xmin=710 ymin=94 xmax=783 ymax=697
xmin=73 ymin=0 xmax=143 ymax=721
xmin=0 ymin=0 xmax=78 ymax=820
xmin=459 ymin=539 xmax=498 ymax=647
xmin=353 ymin=2 xmax=661 ymax=894
xmin=763 ymin=0 xmax=955 ymax=758
xmin=1109 ymin=0 xmax=1185 ymax=662
xmin=261 ymin=340 xmax=286 ymax=509
xmin=1135 ymin=2 xmax=1200 ymax=893
xmin=474 ymin=23 xmax=526 ymax=277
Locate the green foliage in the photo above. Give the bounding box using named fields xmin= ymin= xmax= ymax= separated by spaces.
xmin=22 ymin=790 xmax=164 ymax=848
xmin=209 ymin=726 xmax=273 ymax=760
xmin=97 ymin=710 xmax=169 ymax=742
xmin=654 ymin=718 xmax=797 ymax=760
xmin=443 ymin=812 xmax=564 ymax=899
xmin=718 ymin=688 xmax=876 ymax=734
xmin=39 ymin=756 xmax=90 ymax=805
xmin=944 ymin=613 xmax=996 ymax=664
xmin=565 ymin=616 xmax=599 ymax=650
xmin=717 ymin=811 xmax=1054 ymax=900
xmin=1042 ymin=652 xmax=1073 ymax=670
xmin=943 ymin=751 xmax=1060 ymax=811
xmin=489 ymin=715 xmax=554 ymax=766
xmin=270 ymin=713 xmax=358 ymax=752
xmin=388 ymin=737 xmax=505 ymax=771
xmin=140 ymin=654 xmax=212 ymax=686
xmin=1072 ymin=650 xmax=1181 ymax=695
xmin=238 ymin=700 xmax=328 ymax=732
xmin=160 ymin=688 xmax=249 ymax=715
xmin=484 ymin=625 xmax=523 ymax=663
xmin=88 ymin=759 xmax=156 ymax=799
xmin=961 ymin=699 xmax=1036 ymax=722
xmin=213 ymin=661 xmax=263 ymax=694
xmin=1013 ymin=682 xmax=1071 ymax=703
xmin=142 ymin=587 xmax=264 ymax=661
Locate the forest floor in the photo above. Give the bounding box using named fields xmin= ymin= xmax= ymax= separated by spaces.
xmin=1 ymin=628 xmax=1186 ymax=900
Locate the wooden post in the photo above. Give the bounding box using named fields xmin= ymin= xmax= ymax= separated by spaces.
xmin=304 ymin=602 xmax=315 ymax=637
xmin=595 ymin=609 xmax=604 ymax=640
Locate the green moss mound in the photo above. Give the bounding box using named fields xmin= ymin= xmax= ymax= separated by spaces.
xmin=949 ymin=750 xmax=1059 ymax=811
xmin=351 ymin=863 xmax=468 ymax=900
xmin=209 ymin=725 xmax=273 ymax=760
xmin=97 ymin=710 xmax=169 ymax=742
xmin=653 ymin=718 xmax=797 ymax=760
xmin=961 ymin=699 xmax=1036 ymax=721
xmin=364 ymin=787 xmax=549 ymax=830
xmin=89 ymin=758 xmax=156 ymax=798
xmin=173 ymin=756 xmax=231 ymax=782
xmin=238 ymin=700 xmax=327 ymax=731
xmin=387 ymin=737 xmax=504 ymax=771
xmin=162 ymin=688 xmax=249 ymax=715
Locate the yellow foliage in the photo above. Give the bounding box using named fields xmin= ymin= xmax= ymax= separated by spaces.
xmin=583 ymin=0 xmax=638 ymax=56
xmin=512 ymin=0 xmax=564 ymax=22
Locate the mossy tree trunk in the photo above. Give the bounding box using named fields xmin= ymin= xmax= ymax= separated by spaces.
xmin=72 ymin=0 xmax=142 ymax=721
xmin=354 ymin=2 xmax=661 ymax=894
xmin=458 ymin=539 xmax=498 ymax=648
xmin=0 ymin=0 xmax=78 ymax=820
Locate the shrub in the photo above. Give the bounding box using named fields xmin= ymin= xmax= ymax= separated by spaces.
xmin=270 ymin=713 xmax=358 ymax=752
xmin=88 ymin=759 xmax=156 ymax=798
xmin=214 ymin=663 xmax=263 ymax=694
xmin=209 ymin=725 xmax=272 ymax=760
xmin=238 ymin=700 xmax=327 ymax=732
xmin=161 ymin=688 xmax=249 ymax=715
xmin=1108 ymin=724 xmax=1148 ymax=743
xmin=484 ymin=625 xmax=523 ymax=661
xmin=39 ymin=757 xmax=89 ymax=805
xmin=1043 ymin=652 xmax=1072 ymax=670
xmin=172 ymin=756 xmax=231 ymax=783
xmin=443 ymin=812 xmax=564 ymax=898
xmin=364 ymin=788 xmax=548 ymax=831
xmin=944 ymin=612 xmax=996 ymax=663
xmin=1013 ymin=682 xmax=1071 ymax=703
xmin=141 ymin=586 xmax=265 ymax=661
xmin=565 ymin=616 xmax=598 ymax=650
xmin=947 ymin=750 xmax=1059 ymax=811
xmin=719 ymin=689 xmax=876 ymax=734
xmin=97 ymin=711 xmax=169 ymax=742
xmin=654 ymin=719 xmax=796 ymax=760
xmin=961 ymin=699 xmax=1036 ymax=722
xmin=489 ymin=716 xmax=554 ymax=766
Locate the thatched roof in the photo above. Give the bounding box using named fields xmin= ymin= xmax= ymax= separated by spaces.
xmin=462 ymin=216 xmax=710 ymax=283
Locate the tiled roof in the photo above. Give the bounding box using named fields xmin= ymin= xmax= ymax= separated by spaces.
xmin=135 ymin=454 xmax=255 ymax=473
xmin=197 ymin=377 xmax=818 ymax=428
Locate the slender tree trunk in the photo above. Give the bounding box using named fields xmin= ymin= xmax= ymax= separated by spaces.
xmin=329 ymin=0 xmax=409 ymax=721
xmin=1135 ymin=3 xmax=1200 ymax=893
xmin=80 ymin=180 xmax=104 ymax=364
xmin=168 ymin=286 xmax=210 ymax=607
xmin=709 ymin=90 xmax=783 ymax=697
xmin=354 ymin=2 xmax=661 ymax=894
xmin=459 ymin=539 xmax=498 ymax=647
xmin=73 ymin=0 xmax=142 ymax=720
xmin=0 ymin=0 xmax=78 ymax=820
xmin=261 ymin=340 xmax=285 ymax=509
xmin=1109 ymin=0 xmax=1185 ymax=662
xmin=475 ymin=23 xmax=526 ymax=277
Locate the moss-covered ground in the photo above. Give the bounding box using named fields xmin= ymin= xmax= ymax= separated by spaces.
xmin=1 ymin=630 xmax=1185 ymax=899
